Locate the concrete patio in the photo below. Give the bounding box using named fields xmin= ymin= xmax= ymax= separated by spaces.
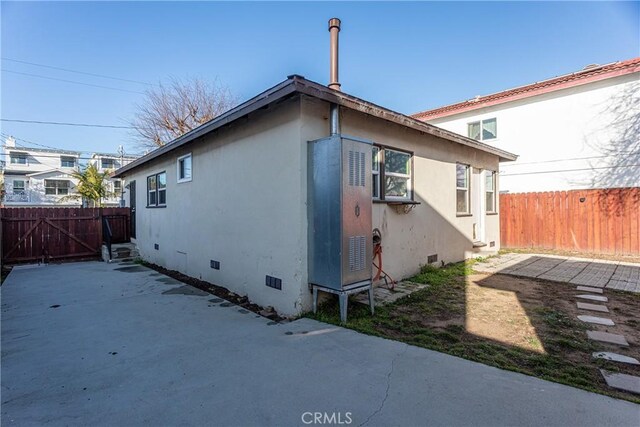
xmin=2 ymin=261 xmax=638 ymax=426
xmin=475 ymin=253 xmax=640 ymax=292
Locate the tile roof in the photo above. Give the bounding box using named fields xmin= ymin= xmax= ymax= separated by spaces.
xmin=412 ymin=57 xmax=640 ymax=120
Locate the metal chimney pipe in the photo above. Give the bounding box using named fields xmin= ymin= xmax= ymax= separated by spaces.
xmin=328 ymin=18 xmax=341 ymax=91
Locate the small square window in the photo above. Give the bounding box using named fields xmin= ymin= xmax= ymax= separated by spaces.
xmin=101 ymin=158 xmax=116 ymax=169
xmin=468 ymin=118 xmax=497 ymax=141
xmin=177 ymin=154 xmax=192 ymax=183
xmin=61 ymin=156 xmax=76 ymax=168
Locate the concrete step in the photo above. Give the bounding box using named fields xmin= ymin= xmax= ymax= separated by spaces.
xmin=102 ymin=243 xmax=139 ymax=263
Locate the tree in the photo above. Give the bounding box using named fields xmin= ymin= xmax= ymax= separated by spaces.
xmin=130 ymin=77 xmax=236 ymax=149
xmin=62 ymin=164 xmax=113 ymax=207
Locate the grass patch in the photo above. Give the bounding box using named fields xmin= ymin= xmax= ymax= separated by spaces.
xmin=307 ymin=261 xmax=639 ymax=404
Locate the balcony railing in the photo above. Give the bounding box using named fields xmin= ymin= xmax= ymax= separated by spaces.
xmin=4 ymin=192 xmax=31 ymax=203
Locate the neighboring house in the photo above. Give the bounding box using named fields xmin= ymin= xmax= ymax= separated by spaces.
xmin=2 ymin=137 xmax=82 ymax=206
xmin=114 ymin=75 xmax=517 ymax=316
xmin=412 ymin=58 xmax=640 ymax=193
xmin=88 ymin=152 xmax=138 ymax=206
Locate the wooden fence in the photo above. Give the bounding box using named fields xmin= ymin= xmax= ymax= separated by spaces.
xmin=0 ymin=207 xmax=131 ymax=264
xmin=500 ymin=188 xmax=640 ymax=255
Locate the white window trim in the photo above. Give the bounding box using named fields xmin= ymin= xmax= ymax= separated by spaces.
xmin=372 ymin=147 xmax=380 ymax=199
xmin=485 ymin=170 xmax=497 ymax=214
xmin=456 ymin=163 xmax=471 ymax=215
xmin=467 ymin=118 xmax=497 ymax=142
xmin=12 ymin=180 xmax=26 ymax=194
xmin=10 ymin=152 xmax=28 ymax=165
xmin=374 ymin=147 xmax=413 ymax=202
xmin=177 ymin=153 xmax=193 ymax=183
xmin=147 ymin=171 xmax=166 ymax=207
xmin=44 ymin=179 xmax=71 ymax=196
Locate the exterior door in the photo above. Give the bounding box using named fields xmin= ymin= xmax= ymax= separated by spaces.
xmin=129 ymin=180 xmax=136 ymax=239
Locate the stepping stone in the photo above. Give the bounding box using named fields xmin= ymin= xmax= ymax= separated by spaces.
xmin=577 ymin=302 xmax=609 ymax=313
xmin=600 ymin=370 xmax=640 ymax=395
xmin=593 ymin=352 xmax=640 ymax=365
xmin=576 ymin=286 xmax=603 ymax=294
xmin=578 ymin=315 xmax=615 ymax=326
xmin=587 ymin=331 xmax=629 ymax=346
xmin=576 ymin=294 xmax=608 ymax=302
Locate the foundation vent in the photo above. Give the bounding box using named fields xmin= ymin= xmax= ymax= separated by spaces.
xmin=266 ymin=275 xmax=282 ymax=290
xmin=427 ymin=254 xmax=438 ymax=264
xmin=490 ymin=241 xmax=496 ymax=248
xmin=154 ymin=244 xmax=159 ymax=250
xmin=210 ymin=260 xmax=220 ymax=270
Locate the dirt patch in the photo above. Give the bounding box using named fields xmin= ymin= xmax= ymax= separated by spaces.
xmin=142 ymin=261 xmax=286 ymax=322
xmin=309 ymin=262 xmax=640 ymax=403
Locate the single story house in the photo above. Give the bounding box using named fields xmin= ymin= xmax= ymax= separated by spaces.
xmin=114 ymin=75 xmax=517 ymax=316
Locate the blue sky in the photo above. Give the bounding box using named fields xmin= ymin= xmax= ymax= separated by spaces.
xmin=1 ymin=1 xmax=638 ymax=157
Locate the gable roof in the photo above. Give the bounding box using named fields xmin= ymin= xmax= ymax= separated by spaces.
xmin=114 ymin=75 xmax=517 ymax=177
xmin=412 ymin=57 xmax=640 ymax=121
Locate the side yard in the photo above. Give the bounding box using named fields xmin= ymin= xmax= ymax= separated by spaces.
xmin=309 ymin=259 xmax=640 ymax=403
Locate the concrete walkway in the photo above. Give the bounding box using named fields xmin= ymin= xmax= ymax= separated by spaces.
xmin=475 ymin=253 xmax=640 ymax=293
xmin=2 ymin=262 xmax=638 ymax=426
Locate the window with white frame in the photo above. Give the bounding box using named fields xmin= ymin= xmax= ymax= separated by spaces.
xmin=177 ymin=153 xmax=192 ymax=183
xmin=113 ymin=180 xmax=122 ymax=195
xmin=61 ymin=156 xmax=76 ymax=168
xmin=10 ymin=152 xmax=27 ymax=165
xmin=372 ymin=147 xmax=412 ymax=201
xmin=372 ymin=147 xmax=380 ymax=198
xmin=101 ymin=158 xmax=116 ymax=169
xmin=147 ymin=172 xmax=166 ymax=207
xmin=44 ymin=180 xmax=70 ymax=195
xmin=468 ymin=118 xmax=497 ymax=141
xmin=485 ymin=170 xmax=497 ymax=213
xmin=13 ymin=180 xmax=25 ymax=194
xmin=456 ymin=163 xmax=471 ymax=214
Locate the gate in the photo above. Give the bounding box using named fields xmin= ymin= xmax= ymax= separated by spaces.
xmin=1 ymin=207 xmax=131 ymax=264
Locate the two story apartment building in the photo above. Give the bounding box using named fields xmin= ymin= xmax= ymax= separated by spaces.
xmin=3 ymin=138 xmax=82 ymax=206
xmin=2 ymin=137 xmax=137 ymax=207
xmin=413 ymin=58 xmax=640 ymax=193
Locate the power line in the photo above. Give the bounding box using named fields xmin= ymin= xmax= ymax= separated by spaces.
xmin=508 ymin=153 xmax=639 ymax=166
xmin=1 ymin=119 xmax=135 ymax=129
xmin=1 ymin=57 xmax=155 ymax=86
xmin=2 ymin=69 xmax=146 ymax=95
xmin=501 ymin=164 xmax=640 ymax=176
xmin=0 ymin=134 xmax=143 ymax=157
xmin=0 ymin=132 xmax=63 ymax=150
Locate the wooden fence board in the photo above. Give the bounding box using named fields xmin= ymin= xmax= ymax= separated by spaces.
xmin=500 ymin=188 xmax=640 ymax=256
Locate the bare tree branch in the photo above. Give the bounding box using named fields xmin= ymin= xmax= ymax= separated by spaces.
xmin=129 ymin=77 xmax=236 ymax=150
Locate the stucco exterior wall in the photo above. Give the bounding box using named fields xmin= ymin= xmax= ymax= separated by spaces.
xmin=428 ymin=73 xmax=639 ymax=192
xmin=301 ymin=96 xmax=501 ymax=285
xmin=125 ymin=98 xmax=309 ymax=316
xmin=124 ymin=94 xmax=504 ymax=316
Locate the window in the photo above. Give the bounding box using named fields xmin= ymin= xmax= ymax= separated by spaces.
xmin=468 ymin=118 xmax=497 ymax=141
xmin=147 ymin=172 xmax=166 ymax=207
xmin=13 ymin=180 xmax=25 ymax=194
xmin=485 ymin=170 xmax=497 ymax=213
xmin=10 ymin=153 xmax=27 ymax=165
xmin=101 ymin=158 xmax=116 ymax=169
xmin=456 ymin=164 xmax=470 ymax=214
xmin=61 ymin=156 xmax=76 ymax=168
xmin=372 ymin=147 xmax=412 ymax=201
xmin=44 ymin=180 xmax=70 ymax=195
xmin=177 ymin=154 xmax=192 ymax=183
xmin=372 ymin=147 xmax=380 ymax=198
xmin=113 ymin=180 xmax=122 ymax=195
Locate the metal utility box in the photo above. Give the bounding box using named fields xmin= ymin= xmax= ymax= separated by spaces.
xmin=308 ymin=135 xmax=373 ymax=291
